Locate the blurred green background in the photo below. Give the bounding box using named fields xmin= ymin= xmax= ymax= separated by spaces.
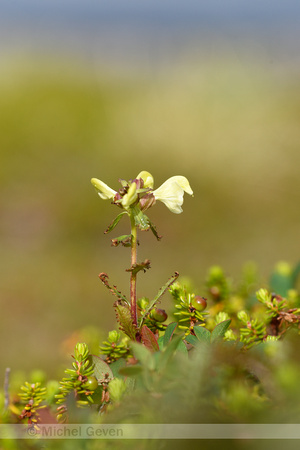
xmin=0 ymin=1 xmax=300 ymax=378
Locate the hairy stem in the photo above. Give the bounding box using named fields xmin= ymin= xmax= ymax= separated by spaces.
xmin=130 ymin=212 xmax=138 ymax=327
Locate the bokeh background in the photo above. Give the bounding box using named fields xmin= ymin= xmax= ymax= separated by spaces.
xmin=0 ymin=0 xmax=300 ymax=378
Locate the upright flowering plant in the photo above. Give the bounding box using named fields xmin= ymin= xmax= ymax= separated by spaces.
xmin=91 ymin=171 xmax=193 ymax=345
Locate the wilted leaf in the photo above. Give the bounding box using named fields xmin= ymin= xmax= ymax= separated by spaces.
xmin=126 ymin=260 xmax=151 ymax=275
xmin=98 ymin=273 xmax=129 ymax=304
xmin=111 ymin=235 xmax=132 ymax=247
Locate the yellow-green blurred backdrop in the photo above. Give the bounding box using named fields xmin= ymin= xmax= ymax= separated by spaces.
xmin=0 ymin=1 xmax=300 ymax=378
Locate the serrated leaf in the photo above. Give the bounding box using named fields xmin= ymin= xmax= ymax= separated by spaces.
xmin=111 ymin=235 xmax=132 ymax=247
xmin=141 ymin=325 xmax=159 ymax=352
xmin=87 ymin=355 xmax=113 ymax=381
xmin=105 ymin=212 xmax=128 ymax=234
xmin=114 ymin=302 xmax=137 ymax=340
xmin=132 ymin=207 xmax=150 ymax=231
xmin=126 ymin=259 xmax=151 ymax=275
xmin=211 ymin=320 xmax=231 ymax=343
xmin=140 ymin=272 xmax=179 ymax=327
xmin=194 ymin=326 xmax=211 ymax=344
xmin=163 ymin=322 xmax=178 ymax=347
xmin=148 ymin=218 xmax=162 ymax=241
xmin=99 ymin=273 xmax=129 ymax=304
xmin=131 ymin=342 xmax=156 ymax=371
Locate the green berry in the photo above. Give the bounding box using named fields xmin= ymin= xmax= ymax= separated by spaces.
xmin=191 ymin=296 xmax=207 ymax=312
xmin=83 ymin=376 xmax=98 ymax=391
xmin=150 ymin=308 xmax=168 ymax=322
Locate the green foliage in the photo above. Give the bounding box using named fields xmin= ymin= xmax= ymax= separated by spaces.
xmin=169 ymin=282 xmax=208 ymax=333
xmin=100 ymin=330 xmax=131 ymax=363
xmin=18 ymin=382 xmax=47 ymax=427
xmin=139 ymin=273 xmax=179 ymax=328
xmin=2 ymin=261 xmax=300 ymax=447
xmin=55 ymin=343 xmax=112 ymax=420
xmin=2 ymin=155 xmax=300 ymax=446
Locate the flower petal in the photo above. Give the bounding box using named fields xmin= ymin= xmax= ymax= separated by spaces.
xmin=136 ymin=171 xmax=154 ymax=189
xmin=153 ymin=176 xmax=193 ymax=214
xmin=172 ymin=176 xmax=193 ymax=196
xmin=121 ymin=181 xmax=138 ymax=208
xmin=91 ymin=178 xmax=117 ymax=200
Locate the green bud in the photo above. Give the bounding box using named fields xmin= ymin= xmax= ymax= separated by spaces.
xmin=237 ymin=310 xmax=249 ymax=323
xmin=74 ymin=343 xmax=89 ymax=362
xmin=256 ymin=288 xmax=270 ymax=304
xmin=108 ymin=330 xmax=120 ymax=343
xmin=215 ymin=311 xmax=230 ymax=324
xmin=138 ymin=297 xmax=150 ymax=310
xmin=224 ymin=329 xmax=237 ymax=341
xmin=136 ymin=171 xmax=154 ymax=189
xmin=108 ymin=378 xmax=127 ymax=403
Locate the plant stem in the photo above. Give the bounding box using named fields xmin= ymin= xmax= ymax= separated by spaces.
xmin=130 ymin=212 xmax=138 ymax=327
xmin=4 ymin=368 xmax=10 ymax=410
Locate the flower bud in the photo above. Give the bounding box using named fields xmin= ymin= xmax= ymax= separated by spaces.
xmin=136 ymin=171 xmax=154 ymax=189
xmin=139 ymin=192 xmax=156 ymax=211
xmin=121 ymin=182 xmax=138 ymax=208
xmin=150 ymin=308 xmax=168 ymax=322
xmin=108 ymin=330 xmax=120 ymax=343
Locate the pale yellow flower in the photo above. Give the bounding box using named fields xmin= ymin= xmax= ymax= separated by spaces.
xmin=91 ymin=178 xmax=116 ymax=200
xmin=121 ymin=181 xmax=138 ymax=208
xmin=91 ymin=172 xmax=193 ymax=213
xmin=153 ymin=176 xmax=193 ymax=214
